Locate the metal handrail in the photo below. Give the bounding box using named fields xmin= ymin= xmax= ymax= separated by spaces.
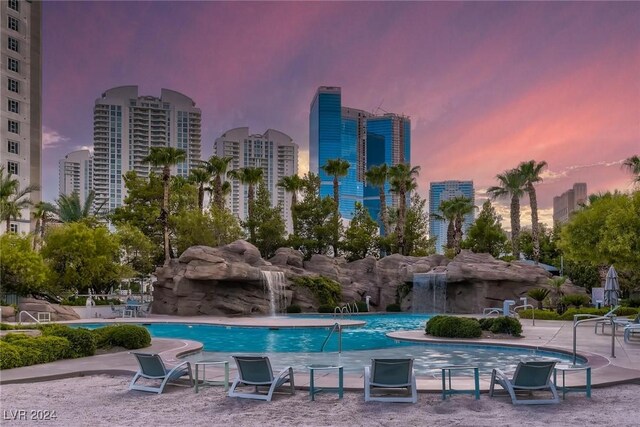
xmin=572 ymin=305 xmax=620 ymax=365
xmin=320 ymin=322 xmax=342 ymax=353
xmin=18 ymin=311 xmax=40 ymax=324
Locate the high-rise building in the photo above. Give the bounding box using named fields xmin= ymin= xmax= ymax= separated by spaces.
xmin=309 ymin=86 xmax=411 ymax=221
xmin=214 ymin=127 xmax=298 ymax=233
xmin=92 ymin=86 xmax=201 ymax=214
xmin=1 ymin=0 xmax=41 ymax=234
xmin=553 ymin=182 xmax=587 ymax=224
xmin=59 ymin=149 xmax=93 ymax=202
xmin=429 ymin=181 xmax=475 ymax=254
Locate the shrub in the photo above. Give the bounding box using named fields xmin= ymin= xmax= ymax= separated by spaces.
xmin=478 ymin=318 xmax=495 ymax=331
xmin=92 ymin=325 xmax=151 ymax=350
xmin=286 ymin=304 xmax=302 ymax=314
xmin=561 ymin=294 xmax=590 ymax=308
xmin=5 ymin=336 xmax=71 ymax=364
xmin=527 ymin=288 xmax=550 ymax=309
xmin=624 ymin=296 xmax=640 ymax=308
xmin=488 ymin=316 xmax=523 ymax=337
xmin=291 ymin=276 xmax=342 ymax=307
xmin=0 ymin=341 xmax=21 ymax=369
xmin=0 ymin=323 xmax=15 ymax=330
xmin=39 ymin=324 xmax=96 ymax=358
xmin=517 ymin=309 xmax=561 ymax=320
xmin=355 ymin=301 xmax=369 ymax=313
xmin=386 ymin=303 xmax=402 ymax=312
xmin=318 ymin=304 xmax=335 ymax=314
xmin=425 ymin=315 xmax=482 ymax=338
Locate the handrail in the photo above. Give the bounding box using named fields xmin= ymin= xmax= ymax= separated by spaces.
xmin=572 ymin=305 xmax=619 ymax=365
xmin=320 ymin=322 xmax=342 ymax=353
xmin=18 ymin=311 xmax=40 ymax=324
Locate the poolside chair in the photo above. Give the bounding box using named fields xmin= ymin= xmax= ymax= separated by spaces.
xmin=624 ymin=324 xmax=640 ymax=343
xmin=109 ymin=303 xmax=123 ymax=318
xmin=129 ymin=352 xmax=193 ymax=394
xmin=489 ymin=361 xmax=560 ymax=405
xmin=364 ymin=358 xmax=418 ymax=403
xmin=228 ymin=356 xmax=295 ymax=401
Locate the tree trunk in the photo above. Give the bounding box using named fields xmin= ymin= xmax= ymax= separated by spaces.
xmin=162 ymin=165 xmax=171 ymax=264
xmin=396 ymin=188 xmax=406 ymax=255
xmin=291 ymin=192 xmax=298 ymax=235
xmin=248 ymin=183 xmax=255 ymax=241
xmin=379 ymin=189 xmax=389 ymax=236
xmin=333 ymin=176 xmax=339 ymax=211
xmin=528 ymin=184 xmax=540 ymax=264
xmin=454 ymin=216 xmax=463 ymax=254
xmin=214 ymin=176 xmax=223 ymax=209
xmin=510 ymin=195 xmax=521 ymax=258
xmin=446 ymin=219 xmax=455 ymax=250
xmin=198 ymin=184 xmax=204 ymax=212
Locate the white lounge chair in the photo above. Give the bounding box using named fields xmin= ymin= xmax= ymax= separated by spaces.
xmin=489 ymin=361 xmax=560 ymax=405
xmin=364 ymin=358 xmax=418 ymax=403
xmin=624 ymin=324 xmax=640 ymax=343
xmin=228 ymin=356 xmax=295 ymax=401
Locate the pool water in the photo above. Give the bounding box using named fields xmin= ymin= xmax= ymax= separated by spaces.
xmin=77 ymin=314 xmax=583 ymax=375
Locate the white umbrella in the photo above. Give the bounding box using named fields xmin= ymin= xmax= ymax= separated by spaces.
xmin=603 ymin=266 xmax=620 ymax=306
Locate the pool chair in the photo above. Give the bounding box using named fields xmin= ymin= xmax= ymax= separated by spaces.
xmin=489 ymin=361 xmax=560 ymax=405
xmin=228 ymin=356 xmax=295 ymax=401
xmin=624 ymin=324 xmax=640 ymax=343
xmin=129 ymin=352 xmax=193 ymax=394
xmin=364 ymin=358 xmax=418 ymax=403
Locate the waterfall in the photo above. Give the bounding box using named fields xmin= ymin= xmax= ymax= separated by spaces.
xmin=260 ymin=271 xmax=287 ymax=316
xmin=412 ymin=272 xmax=447 ymax=314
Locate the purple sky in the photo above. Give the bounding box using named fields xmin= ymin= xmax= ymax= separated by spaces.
xmin=42 ymin=2 xmax=640 ymax=226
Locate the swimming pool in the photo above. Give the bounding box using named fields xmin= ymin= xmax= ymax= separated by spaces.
xmin=79 ymin=314 xmax=584 ymax=375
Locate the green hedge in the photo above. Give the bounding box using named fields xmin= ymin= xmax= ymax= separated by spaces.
xmin=0 ymin=341 xmax=21 ymax=369
xmin=386 ymin=303 xmax=402 ymax=312
xmin=291 ymin=276 xmax=342 ymax=307
xmin=425 ymin=315 xmax=482 ymax=338
xmin=518 ymin=307 xmax=639 ymax=320
xmin=488 ymin=316 xmax=522 ymax=337
xmin=93 ymin=325 xmax=151 ymax=350
xmin=318 ymin=304 xmax=335 ymax=314
xmin=286 ymin=304 xmax=302 ymax=314
xmin=39 ymin=324 xmax=96 ymax=358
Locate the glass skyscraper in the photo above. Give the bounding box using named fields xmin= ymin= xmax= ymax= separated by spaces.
xmin=429 ymin=181 xmax=475 ymax=254
xmin=310 ymin=87 xmax=411 ymax=221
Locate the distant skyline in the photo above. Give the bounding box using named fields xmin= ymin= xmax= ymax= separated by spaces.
xmin=42 ymin=2 xmax=639 ymax=228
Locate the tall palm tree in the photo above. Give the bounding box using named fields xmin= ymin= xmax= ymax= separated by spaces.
xmin=431 ymin=199 xmax=457 ymax=251
xmin=389 ymin=163 xmax=420 ymax=255
xmin=517 ymin=160 xmax=547 ymax=264
xmin=622 ymin=155 xmax=640 ymax=185
xmin=227 ymin=167 xmax=263 ymax=240
xmin=143 ymin=146 xmax=186 ymax=263
xmin=0 ymin=166 xmax=39 ymax=232
xmin=434 ymin=196 xmax=475 ymax=255
xmin=487 ymin=168 xmax=526 ymax=258
xmin=56 ymin=190 xmax=99 ymax=223
xmin=365 ymin=164 xmax=390 ymax=235
xmin=206 ymin=155 xmax=234 ymax=210
xmin=278 ymin=174 xmax=303 ymax=234
xmin=189 ymin=167 xmax=211 ymax=212
xmin=321 ymin=159 xmax=351 ymax=211
xmin=31 ymin=201 xmax=57 ymax=249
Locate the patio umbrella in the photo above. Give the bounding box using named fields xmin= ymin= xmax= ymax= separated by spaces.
xmin=603 ymin=266 xmax=620 ymax=306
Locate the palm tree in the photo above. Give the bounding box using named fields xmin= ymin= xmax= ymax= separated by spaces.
xmin=321 ymin=159 xmax=351 ymax=211
xmin=0 ymin=167 xmax=39 ymax=233
xmin=278 ymin=174 xmax=304 ymax=234
xmin=517 ymin=160 xmax=547 ymax=264
xmin=365 ymin=164 xmax=390 ymax=235
xmin=487 ymin=169 xmax=526 ymax=258
xmin=56 ymin=191 xmax=98 ymax=223
xmin=189 ymin=167 xmax=211 ymax=211
xmin=389 ymin=163 xmax=420 ymax=255
xmin=227 ymin=167 xmax=263 ymax=240
xmin=142 ymin=146 xmax=186 ymax=263
xmin=206 ymin=155 xmax=234 ymax=210
xmin=431 ymin=200 xmax=456 ymax=251
xmin=622 ymin=155 xmax=640 ymax=185
xmin=31 ymin=201 xmax=57 ymax=249
xmin=434 ymin=196 xmax=475 ymax=255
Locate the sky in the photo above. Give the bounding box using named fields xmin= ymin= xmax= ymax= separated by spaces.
xmin=42 ymin=1 xmax=640 ymax=228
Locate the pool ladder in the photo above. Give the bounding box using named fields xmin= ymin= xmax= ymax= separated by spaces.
xmin=320 ymin=322 xmax=342 ymax=353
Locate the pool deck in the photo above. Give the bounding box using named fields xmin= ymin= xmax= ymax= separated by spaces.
xmin=1 ymin=315 xmax=639 ymax=393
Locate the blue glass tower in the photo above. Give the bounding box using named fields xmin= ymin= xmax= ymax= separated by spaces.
xmin=429 ymin=181 xmax=475 ymax=254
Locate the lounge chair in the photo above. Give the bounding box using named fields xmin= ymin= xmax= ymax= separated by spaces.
xmin=624 ymin=324 xmax=640 ymax=343
xmin=109 ymin=303 xmax=123 ymax=318
xmin=364 ymin=358 xmax=418 ymax=403
xmin=228 ymin=356 xmax=295 ymax=401
xmin=489 ymin=361 xmax=560 ymax=405
xmin=129 ymin=352 xmax=193 ymax=394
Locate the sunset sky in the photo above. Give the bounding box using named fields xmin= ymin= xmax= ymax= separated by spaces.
xmin=42 ymin=2 xmax=640 ymax=227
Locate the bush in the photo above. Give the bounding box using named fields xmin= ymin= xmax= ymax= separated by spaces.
xmin=488 ymin=317 xmax=523 ymax=337
xmin=286 ymin=304 xmax=302 ymax=314
xmin=0 ymin=323 xmax=15 ymax=330
xmin=355 ymin=301 xmax=369 ymax=313
xmin=92 ymin=325 xmax=151 ymax=350
xmin=291 ymin=276 xmax=342 ymax=307
xmin=4 ymin=335 xmax=71 ymax=364
xmin=39 ymin=324 xmax=96 ymax=358
xmin=518 ymin=309 xmax=561 ymax=320
xmin=318 ymin=304 xmax=335 ymax=314
xmin=561 ymin=294 xmax=590 ymax=308
xmin=0 ymin=341 xmax=21 ymax=369
xmin=386 ymin=303 xmax=402 ymax=312
xmin=478 ymin=318 xmax=495 ymax=330
xmin=624 ymin=296 xmax=640 ymax=308
xmin=425 ymin=315 xmax=482 ymax=338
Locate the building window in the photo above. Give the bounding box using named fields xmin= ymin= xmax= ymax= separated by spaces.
xmin=9 ymin=223 xmax=18 ymax=233
xmin=8 ymin=99 xmax=19 ymax=113
xmin=8 ymin=16 xmax=19 ymax=32
xmin=8 ymin=0 xmax=19 ymax=12
xmin=8 ymin=140 xmax=19 ymax=154
xmin=7 ymin=161 xmax=19 ymax=175
xmin=8 ymin=120 xmax=19 ymax=134
xmin=8 ymin=36 xmax=19 ymax=52
xmin=7 ymin=57 xmax=19 ymax=73
xmin=8 ymin=78 xmax=19 ymax=93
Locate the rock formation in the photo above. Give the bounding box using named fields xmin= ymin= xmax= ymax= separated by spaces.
xmin=152 ymin=240 xmax=586 ymax=316
xmin=1 ymin=298 xmax=81 ymax=322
